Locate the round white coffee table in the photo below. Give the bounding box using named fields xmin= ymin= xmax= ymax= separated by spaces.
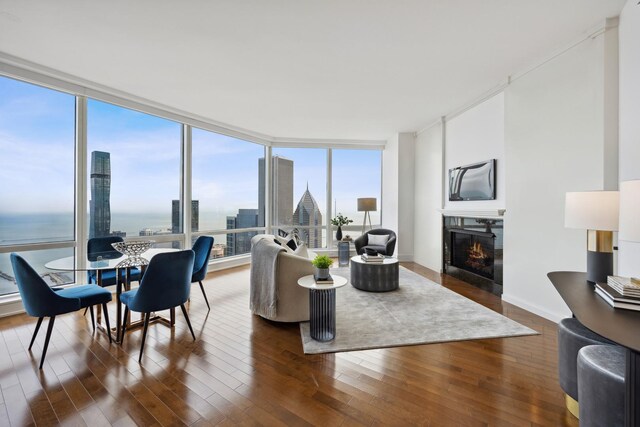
xmin=297 ymin=274 xmax=348 ymax=341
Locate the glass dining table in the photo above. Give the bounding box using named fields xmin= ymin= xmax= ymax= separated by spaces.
xmin=45 ymin=248 xmax=178 ymax=342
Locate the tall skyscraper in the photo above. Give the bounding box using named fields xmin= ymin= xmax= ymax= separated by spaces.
xmin=89 ymin=151 xmax=111 ymax=238
xmin=258 ymin=156 xmax=293 ymax=227
xmin=172 ymin=200 xmax=199 ymax=248
xmin=226 ymin=208 xmax=259 ymax=256
xmin=171 ymin=200 xmax=200 ymax=234
xmin=293 ymin=184 xmax=323 ymax=248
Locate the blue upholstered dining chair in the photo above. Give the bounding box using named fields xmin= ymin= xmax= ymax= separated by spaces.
xmin=119 ymin=250 xmax=196 ymax=363
xmin=10 ymin=253 xmax=113 ymax=369
xmin=191 ymin=236 xmax=214 ymax=311
xmin=87 ymin=236 xmax=142 ymax=287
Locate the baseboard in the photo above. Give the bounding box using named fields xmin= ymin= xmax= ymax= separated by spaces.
xmin=502 ymin=293 xmax=569 ymax=323
xmin=0 ymin=298 xmax=25 ymax=318
xmin=397 ymin=254 xmax=414 ymax=262
xmin=209 ymin=254 xmax=251 ymax=272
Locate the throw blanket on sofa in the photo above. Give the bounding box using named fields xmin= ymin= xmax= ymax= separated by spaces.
xmin=250 ymin=238 xmax=285 ymax=319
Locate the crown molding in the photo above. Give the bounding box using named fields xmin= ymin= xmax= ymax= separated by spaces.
xmin=416 ymin=17 xmax=618 ymax=130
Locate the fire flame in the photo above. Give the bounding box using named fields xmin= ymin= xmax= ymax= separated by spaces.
xmin=467 ymin=242 xmax=488 ymax=260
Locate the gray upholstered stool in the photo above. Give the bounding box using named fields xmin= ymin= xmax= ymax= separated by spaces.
xmin=558 ymin=317 xmax=615 ymax=417
xmin=577 ymin=345 xmax=625 ymax=427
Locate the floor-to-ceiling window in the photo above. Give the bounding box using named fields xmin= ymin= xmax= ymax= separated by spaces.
xmin=270 ymin=148 xmax=327 ymax=248
xmin=332 ymin=149 xmax=382 ymax=241
xmin=86 ymin=100 xmax=182 ymax=248
xmin=191 ymin=128 xmax=265 ymax=258
xmin=0 ymin=72 xmax=385 ymax=301
xmin=0 ymin=76 xmax=76 ymax=295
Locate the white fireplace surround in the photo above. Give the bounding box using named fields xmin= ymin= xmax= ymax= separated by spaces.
xmin=439 ymin=209 xmax=506 ymax=220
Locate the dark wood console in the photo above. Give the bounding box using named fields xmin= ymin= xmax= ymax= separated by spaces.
xmin=548 ymin=271 xmax=640 ymax=427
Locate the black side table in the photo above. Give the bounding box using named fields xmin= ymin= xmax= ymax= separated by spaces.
xmin=297 ymin=275 xmax=348 ymax=341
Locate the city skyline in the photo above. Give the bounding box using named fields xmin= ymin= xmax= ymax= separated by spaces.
xmin=227 ymin=156 xmax=324 ymax=255
xmin=1 ymin=75 xmax=381 ymax=220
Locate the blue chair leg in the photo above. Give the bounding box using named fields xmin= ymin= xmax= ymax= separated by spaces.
xmin=29 ymin=317 xmax=44 ymax=351
xmin=180 ymin=304 xmax=196 ymax=340
xmin=199 ymin=281 xmax=210 ymax=311
xmin=120 ymin=307 xmax=129 ymax=344
xmin=138 ymin=312 xmax=150 ymax=363
xmin=40 ymin=316 xmax=56 ymax=369
xmin=89 ymin=306 xmax=95 ymax=331
xmin=102 ymin=303 xmax=112 ymax=344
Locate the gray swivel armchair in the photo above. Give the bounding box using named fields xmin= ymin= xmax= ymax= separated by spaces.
xmin=355 ymin=229 xmax=397 ymax=256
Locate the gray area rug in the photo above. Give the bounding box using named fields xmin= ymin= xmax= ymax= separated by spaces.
xmin=300 ymin=266 xmax=537 ymax=354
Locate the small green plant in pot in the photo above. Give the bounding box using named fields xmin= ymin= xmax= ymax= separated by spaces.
xmin=312 ymin=255 xmax=333 ymax=280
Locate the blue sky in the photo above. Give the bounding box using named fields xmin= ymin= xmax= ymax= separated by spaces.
xmin=0 ymin=75 xmax=381 ymax=223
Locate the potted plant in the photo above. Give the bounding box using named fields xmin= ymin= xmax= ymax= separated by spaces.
xmin=311 ymin=255 xmax=333 ymax=280
xmin=331 ymin=213 xmax=353 ymax=241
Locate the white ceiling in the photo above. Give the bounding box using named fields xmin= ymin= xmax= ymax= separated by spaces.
xmin=0 ymin=0 xmax=626 ymax=141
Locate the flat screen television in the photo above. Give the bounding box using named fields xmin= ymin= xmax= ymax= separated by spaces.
xmin=449 ymin=159 xmax=496 ymax=201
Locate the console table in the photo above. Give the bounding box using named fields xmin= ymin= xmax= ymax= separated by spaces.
xmin=548 ymin=271 xmax=640 ymax=427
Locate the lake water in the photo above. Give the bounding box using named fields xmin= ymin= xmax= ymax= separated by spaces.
xmin=0 ymin=211 xmax=230 ymax=295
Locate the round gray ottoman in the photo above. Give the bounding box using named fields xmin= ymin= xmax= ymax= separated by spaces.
xmin=350 ymin=256 xmax=399 ymax=292
xmin=558 ymin=318 xmax=615 ymax=417
xmin=577 ymin=345 xmax=625 ymax=427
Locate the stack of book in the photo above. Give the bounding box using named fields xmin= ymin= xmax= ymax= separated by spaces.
xmin=361 ymin=253 xmax=384 ymax=263
xmin=314 ymin=274 xmax=334 ymax=285
xmin=595 ymin=276 xmax=640 ymax=311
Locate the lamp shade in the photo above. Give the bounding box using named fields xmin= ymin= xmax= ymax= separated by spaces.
xmin=357 ymin=198 xmax=377 ymax=212
xmin=619 ymin=180 xmax=640 ymax=242
xmin=565 ymin=191 xmax=619 ymax=231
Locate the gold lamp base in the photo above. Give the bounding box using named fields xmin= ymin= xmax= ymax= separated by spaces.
xmin=565 ymin=394 xmax=579 ymax=419
xmin=587 ymin=230 xmax=614 ymax=253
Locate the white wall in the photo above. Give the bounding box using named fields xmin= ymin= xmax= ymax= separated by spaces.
xmin=414 ymin=122 xmax=444 ymax=271
xmin=618 ymin=0 xmax=640 ymax=278
xmin=444 ymin=93 xmax=505 ymax=209
xmin=382 ymin=135 xmax=399 ymax=234
xmin=503 ymin=27 xmax=619 ymax=321
xmin=382 ymin=132 xmax=416 ymax=260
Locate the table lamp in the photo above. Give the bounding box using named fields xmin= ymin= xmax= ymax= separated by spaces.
xmin=619 ymin=180 xmax=640 ymax=283
xmin=565 ymin=191 xmax=619 ymax=283
xmin=357 ymin=197 xmax=377 ymax=234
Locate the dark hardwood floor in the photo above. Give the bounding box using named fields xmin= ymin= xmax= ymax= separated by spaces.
xmin=0 ymin=263 xmax=576 ymax=426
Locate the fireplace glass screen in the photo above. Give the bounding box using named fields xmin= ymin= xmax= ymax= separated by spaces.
xmin=450 ymin=230 xmax=495 ymax=280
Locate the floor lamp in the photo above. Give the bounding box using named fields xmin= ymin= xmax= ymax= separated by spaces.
xmin=357 ymin=198 xmax=376 ymax=235
xmin=565 ymin=191 xmax=619 ymax=283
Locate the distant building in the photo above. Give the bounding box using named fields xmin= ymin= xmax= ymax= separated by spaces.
xmin=172 ymin=200 xmax=199 ymax=234
xmin=293 ymin=185 xmax=323 ymax=248
xmin=139 ymin=228 xmax=154 ymax=237
xmin=258 ymin=156 xmax=293 ymax=227
xmin=211 ymin=243 xmax=226 ymax=259
xmin=172 ymin=200 xmax=199 ymax=248
xmin=110 ymin=230 xmax=126 ymax=238
xmin=89 ymin=151 xmax=111 ymax=238
xmin=226 ymin=208 xmax=259 ymax=256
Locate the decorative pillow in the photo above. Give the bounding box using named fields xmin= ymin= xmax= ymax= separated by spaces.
xmin=274 ymin=236 xmax=294 ymax=254
xmin=286 ymin=231 xmax=302 ymax=246
xmin=368 ymin=234 xmax=390 ymax=246
xmin=286 ymin=238 xmax=297 ymax=251
xmin=293 ymin=242 xmax=309 ymax=259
